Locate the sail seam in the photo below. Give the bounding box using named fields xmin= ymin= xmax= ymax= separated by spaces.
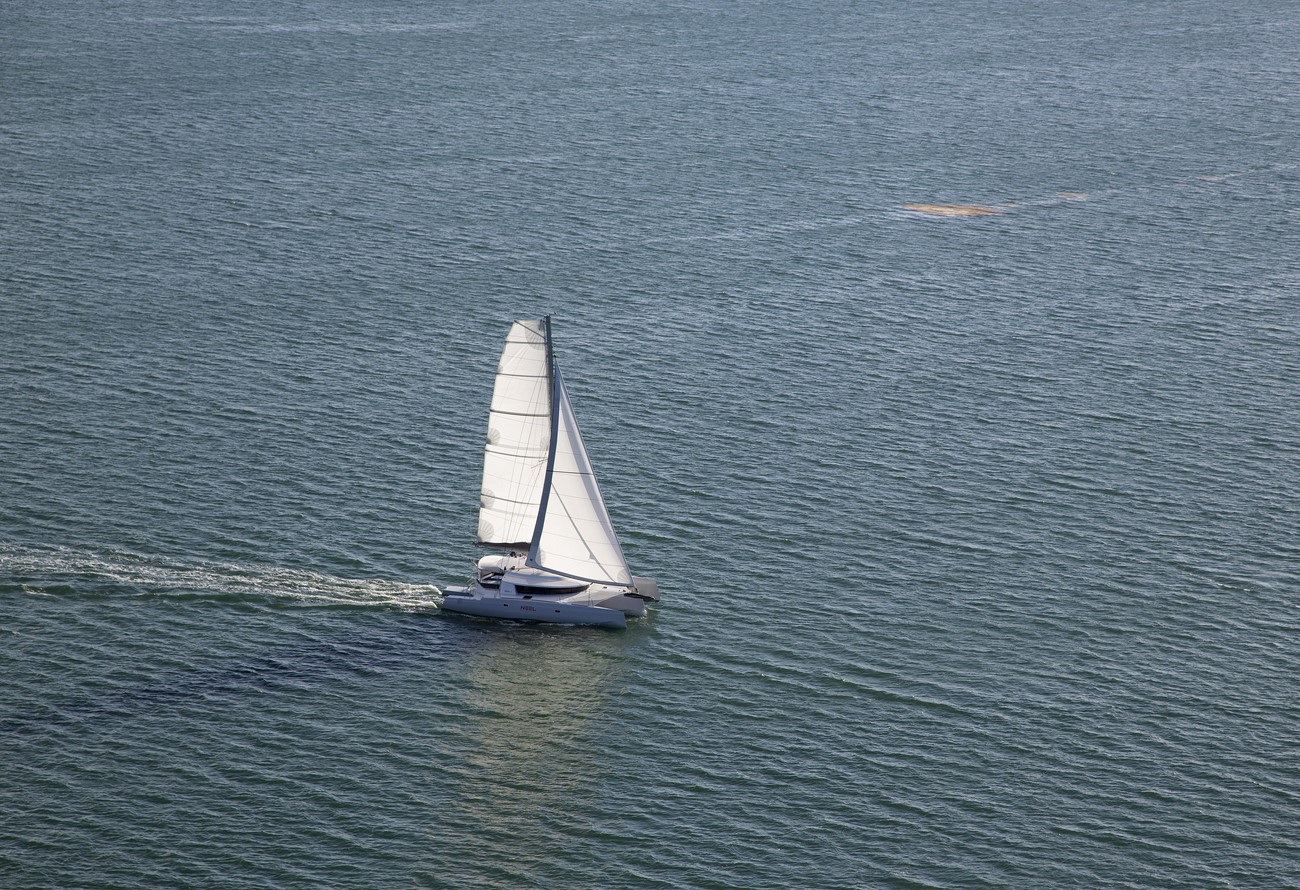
xmin=480 ymin=493 xmax=541 ymax=506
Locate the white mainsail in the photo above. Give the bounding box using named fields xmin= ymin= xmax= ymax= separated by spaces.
xmin=476 ymin=320 xmax=550 ymax=549
xmin=528 ymin=370 xmax=634 ymax=587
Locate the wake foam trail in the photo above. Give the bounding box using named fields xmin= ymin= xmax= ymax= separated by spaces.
xmin=0 ymin=544 xmax=442 ymax=610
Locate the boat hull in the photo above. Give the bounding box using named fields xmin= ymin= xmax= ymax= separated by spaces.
xmin=592 ymin=592 xmax=647 ymax=617
xmin=440 ymin=589 xmax=628 ymax=628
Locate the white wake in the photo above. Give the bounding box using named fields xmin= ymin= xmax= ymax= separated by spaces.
xmin=0 ymin=544 xmax=443 ymax=610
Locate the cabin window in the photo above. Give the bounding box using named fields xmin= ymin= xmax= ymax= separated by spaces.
xmin=513 ymin=584 xmax=589 ymax=596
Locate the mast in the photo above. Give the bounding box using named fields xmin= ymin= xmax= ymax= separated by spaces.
xmin=529 ymin=315 xmax=560 ymax=563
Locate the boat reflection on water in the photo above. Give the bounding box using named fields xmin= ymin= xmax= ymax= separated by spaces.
xmin=431 ymin=626 xmax=635 ymax=876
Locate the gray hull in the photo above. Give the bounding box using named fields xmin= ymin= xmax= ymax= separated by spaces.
xmin=441 ymin=591 xmax=628 ymax=628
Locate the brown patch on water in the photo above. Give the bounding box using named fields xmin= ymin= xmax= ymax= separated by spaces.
xmin=902 ymin=203 xmax=1003 ymax=217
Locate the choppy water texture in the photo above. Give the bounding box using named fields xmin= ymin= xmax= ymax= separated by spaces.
xmin=3 ymin=0 xmax=1299 ymax=887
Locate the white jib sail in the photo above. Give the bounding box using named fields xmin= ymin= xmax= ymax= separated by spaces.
xmin=529 ymin=370 xmax=634 ymax=587
xmin=476 ymin=320 xmax=550 ymax=548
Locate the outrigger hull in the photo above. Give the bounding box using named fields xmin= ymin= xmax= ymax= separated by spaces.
xmin=440 ymin=587 xmax=628 ymax=629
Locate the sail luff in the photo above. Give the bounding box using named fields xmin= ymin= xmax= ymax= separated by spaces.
xmin=528 ymin=316 xmax=561 ymax=557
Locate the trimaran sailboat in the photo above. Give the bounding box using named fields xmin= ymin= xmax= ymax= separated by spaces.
xmin=441 ymin=318 xmax=659 ymax=628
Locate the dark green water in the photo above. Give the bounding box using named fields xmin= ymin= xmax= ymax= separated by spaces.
xmin=3 ymin=1 xmax=1298 ymax=887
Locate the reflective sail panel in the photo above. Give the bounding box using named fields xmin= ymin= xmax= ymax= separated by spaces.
xmin=476 ymin=320 xmax=549 ymax=548
xmin=528 ymin=371 xmax=634 ymax=587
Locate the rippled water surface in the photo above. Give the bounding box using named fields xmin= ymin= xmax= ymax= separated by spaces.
xmin=3 ymin=0 xmax=1299 ymax=887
